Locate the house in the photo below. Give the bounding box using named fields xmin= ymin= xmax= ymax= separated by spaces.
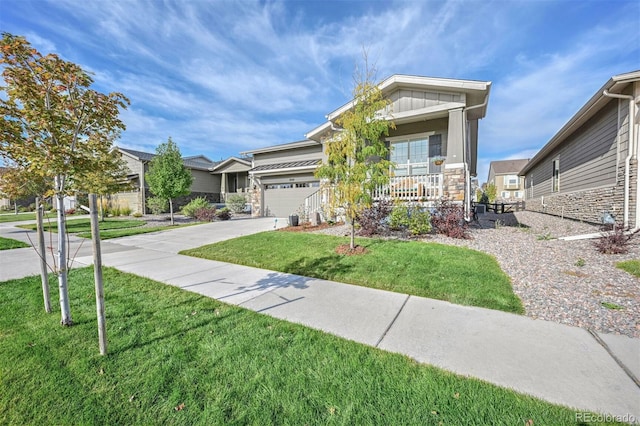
xmin=487 ymin=159 xmax=528 ymax=201
xmin=117 ymin=148 xmax=251 ymax=214
xmin=241 ymin=140 xmax=323 ymax=217
xmin=520 ymin=70 xmax=640 ymax=227
xmin=245 ymin=74 xmax=491 ymax=219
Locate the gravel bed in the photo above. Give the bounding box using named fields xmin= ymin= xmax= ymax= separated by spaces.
xmin=313 ymin=211 xmax=640 ymax=337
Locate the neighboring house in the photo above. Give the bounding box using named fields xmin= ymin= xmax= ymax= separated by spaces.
xmin=520 ymin=70 xmax=640 ymax=227
xmin=210 ymin=156 xmax=252 ymax=202
xmin=241 ymin=140 xmax=323 ymax=217
xmin=117 ymin=148 xmax=250 ymax=214
xmin=487 ymin=159 xmax=528 ymax=201
xmin=244 ymin=74 xmax=492 ymax=218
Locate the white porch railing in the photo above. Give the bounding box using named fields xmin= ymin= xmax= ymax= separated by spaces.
xmin=373 ymin=174 xmax=443 ymax=201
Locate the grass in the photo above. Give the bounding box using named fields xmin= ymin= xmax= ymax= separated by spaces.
xmin=0 ymin=236 xmax=29 ymax=250
xmin=0 ymin=267 xmax=607 ymax=425
xmin=0 ymin=211 xmax=56 ymax=223
xmin=616 ymin=259 xmax=640 ymax=277
xmin=181 ymin=232 xmax=524 ymax=314
xmin=601 ymin=301 xmax=625 ymax=310
xmin=18 ymin=217 xmax=202 ymax=239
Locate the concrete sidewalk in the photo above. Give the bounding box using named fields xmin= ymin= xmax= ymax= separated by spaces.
xmin=1 ymin=218 xmax=639 ymax=422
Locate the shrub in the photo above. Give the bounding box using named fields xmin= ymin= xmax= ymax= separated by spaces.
xmin=147 ymin=197 xmax=168 ymax=215
xmin=408 ymin=207 xmax=431 ymax=236
xmin=65 ymin=208 xmax=76 ymax=215
xmin=431 ymin=199 xmax=469 ymax=239
xmin=216 ymin=207 xmax=231 ymax=221
xmin=132 ymin=211 xmax=143 ymax=218
xmin=357 ymin=199 xmax=393 ymax=236
xmin=182 ymin=197 xmax=210 ymax=218
xmin=594 ymin=224 xmax=632 ymax=254
xmin=226 ymin=194 xmax=247 ymax=214
xmin=120 ymin=206 xmax=132 ymax=216
xmin=109 ymin=206 xmax=121 ymax=217
xmin=389 ymin=203 xmax=410 ymax=230
xmin=194 ymin=207 xmax=217 ymax=222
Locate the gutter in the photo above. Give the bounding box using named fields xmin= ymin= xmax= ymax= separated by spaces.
xmin=603 ymin=90 xmax=636 ymax=230
xmin=462 ymin=93 xmax=489 ymax=221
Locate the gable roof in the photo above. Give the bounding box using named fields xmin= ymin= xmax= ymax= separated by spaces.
xmin=210 ymin=156 xmax=252 ymax=172
xmin=306 ymin=74 xmax=491 ymax=141
xmin=489 ymin=159 xmax=529 ymax=175
xmin=521 ymin=70 xmax=640 ymax=175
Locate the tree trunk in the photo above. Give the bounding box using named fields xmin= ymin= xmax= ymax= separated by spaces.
xmin=169 ymin=198 xmax=174 ymax=226
xmin=89 ymin=194 xmax=107 ymax=355
xmin=36 ymin=197 xmax=51 ymax=313
xmin=55 ymin=177 xmax=72 ymax=326
xmin=14 ymin=201 xmax=18 ymax=215
xmin=350 ymin=218 xmax=356 ymax=250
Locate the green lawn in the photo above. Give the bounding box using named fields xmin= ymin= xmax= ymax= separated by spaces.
xmin=0 ymin=211 xmax=56 ymax=223
xmin=181 ymin=232 xmax=524 ymax=314
xmin=616 ymin=259 xmax=640 ymax=277
xmin=0 ymin=236 xmax=29 ymax=250
xmin=0 ymin=268 xmax=603 ymax=425
xmin=18 ymin=217 xmax=201 ymax=240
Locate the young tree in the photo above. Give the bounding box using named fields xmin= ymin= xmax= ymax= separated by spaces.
xmin=0 ymin=166 xmax=50 ymax=213
xmin=315 ymin=66 xmax=395 ymax=250
xmin=72 ymin=145 xmax=132 ymax=220
xmin=145 ymin=137 xmax=193 ymax=225
xmin=485 ymin=182 xmax=497 ymax=203
xmin=0 ymin=33 xmax=129 ymax=325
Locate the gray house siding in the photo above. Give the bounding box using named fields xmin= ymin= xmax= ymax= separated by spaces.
xmin=387 ymin=89 xmax=463 ymax=113
xmin=253 ymin=145 xmax=322 ymax=167
xmin=525 ymin=95 xmax=633 ymax=225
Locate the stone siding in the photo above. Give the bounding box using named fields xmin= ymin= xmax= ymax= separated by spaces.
xmin=526 ymin=159 xmax=636 ymax=227
xmin=443 ymin=166 xmax=465 ymax=201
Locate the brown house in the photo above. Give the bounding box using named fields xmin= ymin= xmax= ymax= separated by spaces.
xmin=487 ymin=159 xmax=528 ymax=201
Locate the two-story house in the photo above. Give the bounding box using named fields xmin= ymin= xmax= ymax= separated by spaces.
xmin=487 ymin=159 xmax=528 ymax=201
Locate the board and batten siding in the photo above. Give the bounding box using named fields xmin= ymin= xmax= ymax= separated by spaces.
xmin=253 ymin=144 xmax=322 ymax=167
xmin=387 ymin=89 xmax=463 ymax=114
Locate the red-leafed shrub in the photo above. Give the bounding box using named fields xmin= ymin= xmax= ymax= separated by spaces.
xmin=431 ymin=199 xmax=469 ymax=239
xmin=594 ymin=224 xmax=633 ymax=254
xmin=194 ymin=207 xmax=217 ymax=222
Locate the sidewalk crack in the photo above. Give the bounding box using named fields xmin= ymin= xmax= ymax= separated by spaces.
xmin=587 ymin=329 xmax=640 ymax=389
xmin=375 ymin=295 xmax=410 ymax=348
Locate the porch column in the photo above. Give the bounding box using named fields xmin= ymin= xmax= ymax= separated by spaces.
xmin=220 ymin=172 xmax=227 ymax=202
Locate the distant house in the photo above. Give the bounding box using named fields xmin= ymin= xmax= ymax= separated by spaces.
xmin=117 ymin=148 xmax=250 ymax=214
xmin=245 ymin=74 xmax=492 ymax=218
xmin=520 ymin=70 xmax=640 ymax=227
xmin=487 ymin=159 xmax=528 ymax=201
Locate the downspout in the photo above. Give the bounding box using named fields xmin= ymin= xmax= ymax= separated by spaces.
xmin=462 ymin=94 xmax=489 ymax=221
xmin=603 ymin=90 xmax=636 ymax=229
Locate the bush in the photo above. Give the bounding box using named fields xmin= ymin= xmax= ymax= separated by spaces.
xmin=408 ymin=207 xmax=431 ymax=236
xmin=389 ymin=203 xmax=410 ymax=230
xmin=386 ymin=203 xmax=432 ymax=236
xmin=182 ymin=197 xmax=211 ymax=218
xmin=594 ymin=224 xmax=632 ymax=254
xmin=147 ymin=197 xmax=168 ymax=215
xmin=431 ymin=199 xmax=469 ymax=239
xmin=357 ymin=200 xmax=393 ymax=236
xmin=194 ymin=207 xmax=217 ymax=222
xmin=121 ymin=206 xmax=132 ymax=216
xmin=65 ymin=208 xmax=76 ymax=215
xmin=226 ymin=194 xmax=247 ymax=214
xmin=216 ymin=207 xmax=231 ymax=221
xmin=132 ymin=211 xmax=143 ymax=218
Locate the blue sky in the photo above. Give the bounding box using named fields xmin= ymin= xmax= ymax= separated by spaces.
xmin=2 ymin=0 xmax=639 ymax=183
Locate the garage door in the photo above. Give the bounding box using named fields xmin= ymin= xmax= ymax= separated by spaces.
xmin=263 ymin=183 xmax=319 ymax=217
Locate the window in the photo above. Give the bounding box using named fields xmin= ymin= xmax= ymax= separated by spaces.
xmin=390 ymin=134 xmax=442 ymax=176
xmin=501 ymin=191 xmax=510 ymax=199
xmin=513 ymin=191 xmax=523 ymax=199
xmin=552 ymin=159 xmax=560 ymax=192
xmin=503 ymin=175 xmax=519 ymax=187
